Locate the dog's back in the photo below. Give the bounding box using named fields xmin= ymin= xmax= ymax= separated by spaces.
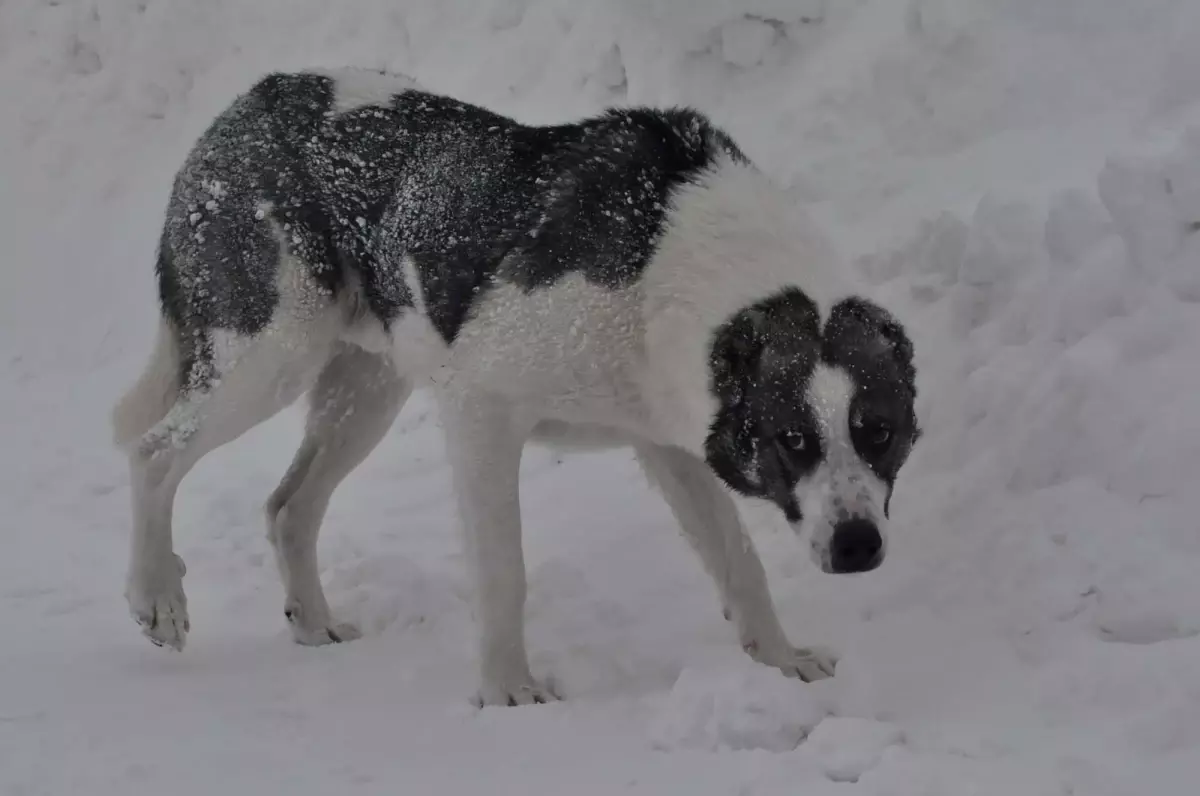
xmin=153 ymin=70 xmax=743 ymax=382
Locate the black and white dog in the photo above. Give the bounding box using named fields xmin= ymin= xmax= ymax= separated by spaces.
xmin=112 ymin=68 xmax=919 ymax=706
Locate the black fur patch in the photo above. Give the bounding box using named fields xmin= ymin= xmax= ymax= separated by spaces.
xmin=377 ymin=95 xmax=747 ymax=343
xmin=705 ymin=289 xmax=824 ymax=520
xmin=506 ymin=108 xmax=747 ymax=291
xmin=160 ymin=73 xmax=341 ymax=342
xmin=821 ymin=297 xmax=920 ymax=487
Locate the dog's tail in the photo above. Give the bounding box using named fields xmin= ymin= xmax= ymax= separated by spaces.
xmin=111 ymin=316 xmax=180 ymax=449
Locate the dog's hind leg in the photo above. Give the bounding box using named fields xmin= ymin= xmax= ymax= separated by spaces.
xmin=635 ymin=442 xmax=837 ymax=682
xmin=265 ymin=342 xmax=409 ymax=645
xmin=121 ymin=322 xmax=337 ymax=651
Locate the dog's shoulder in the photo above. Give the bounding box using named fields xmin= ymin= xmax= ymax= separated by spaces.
xmin=502 ymin=105 xmax=747 ymax=292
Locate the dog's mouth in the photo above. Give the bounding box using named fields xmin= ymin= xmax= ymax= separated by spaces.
xmin=816 ymin=556 xmax=885 ymax=575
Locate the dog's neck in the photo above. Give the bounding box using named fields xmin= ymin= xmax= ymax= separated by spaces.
xmin=639 ymin=158 xmax=852 ymax=457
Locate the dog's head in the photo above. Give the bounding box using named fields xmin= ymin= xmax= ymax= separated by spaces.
xmin=704 ymin=288 xmax=920 ymax=574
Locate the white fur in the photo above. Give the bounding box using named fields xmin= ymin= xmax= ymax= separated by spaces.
xmin=121 ymin=246 xmax=342 ymax=650
xmin=111 ymin=318 xmax=179 ymax=447
xmin=311 ymin=67 xmax=420 ymax=115
xmin=640 ymin=158 xmax=862 ymax=453
xmin=635 ymin=443 xmax=837 ymax=681
xmin=800 ymin=365 xmax=891 ymax=570
xmin=266 ymin=343 xmax=408 ymax=645
xmin=440 ymin=275 xmax=650 ymax=431
xmin=114 ymin=156 xmax=861 ymax=700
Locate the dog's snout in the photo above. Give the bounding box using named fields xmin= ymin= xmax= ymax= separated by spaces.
xmin=829 ymin=518 xmax=883 ymax=574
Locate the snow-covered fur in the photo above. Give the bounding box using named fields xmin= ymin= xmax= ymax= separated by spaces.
xmin=113 ymin=68 xmax=920 ymax=706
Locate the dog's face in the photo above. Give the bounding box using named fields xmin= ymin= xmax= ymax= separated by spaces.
xmin=704 ymin=289 xmax=920 ymax=574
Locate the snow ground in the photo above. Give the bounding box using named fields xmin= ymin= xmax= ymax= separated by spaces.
xmin=2 ymin=0 xmax=1200 ymax=793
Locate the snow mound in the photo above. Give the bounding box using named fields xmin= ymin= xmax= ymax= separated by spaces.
xmin=851 ymin=124 xmax=1200 ymax=649
xmin=802 ymin=716 xmax=905 ymax=783
xmin=649 ymin=659 xmax=828 ymax=752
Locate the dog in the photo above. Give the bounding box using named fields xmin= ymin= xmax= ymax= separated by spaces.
xmin=112 ymin=68 xmax=920 ymax=706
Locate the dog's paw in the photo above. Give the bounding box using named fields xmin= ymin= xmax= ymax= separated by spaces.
xmin=284 ymin=602 xmax=361 ymax=646
xmin=290 ymin=620 xmax=362 ymax=646
xmin=126 ymin=555 xmax=189 ymax=651
xmin=475 ymin=675 xmax=560 ymax=707
xmin=744 ymin=640 xmax=838 ymax=683
xmin=782 ymin=646 xmax=839 ymax=682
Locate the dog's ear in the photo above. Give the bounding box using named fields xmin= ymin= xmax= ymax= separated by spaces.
xmin=877 ymin=316 xmax=917 ymax=398
xmin=711 ymin=290 xmax=823 ymax=405
xmin=875 ymin=316 xmax=922 ymax=446
xmin=709 ymin=307 xmax=769 ymax=404
xmin=706 ymin=307 xmax=770 ymax=499
xmin=824 ymin=298 xmax=916 ymax=395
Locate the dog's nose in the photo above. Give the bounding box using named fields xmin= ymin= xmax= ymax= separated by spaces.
xmin=829 ymin=518 xmax=883 ymax=574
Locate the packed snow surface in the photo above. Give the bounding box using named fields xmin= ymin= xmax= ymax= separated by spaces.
xmin=3 ymin=0 xmax=1200 ymax=793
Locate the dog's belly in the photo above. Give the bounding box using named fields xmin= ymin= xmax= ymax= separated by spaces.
xmin=528 ymin=420 xmax=631 ymax=451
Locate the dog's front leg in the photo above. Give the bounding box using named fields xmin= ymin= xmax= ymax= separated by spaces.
xmin=636 ymin=443 xmax=837 ymax=682
xmin=438 ymin=389 xmax=557 ymax=706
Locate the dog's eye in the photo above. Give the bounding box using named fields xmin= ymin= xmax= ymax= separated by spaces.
xmin=868 ymin=424 xmax=891 ymax=446
xmin=857 ymin=419 xmax=892 ymax=451
xmin=780 ymin=430 xmax=807 ymax=452
xmin=852 ymin=411 xmax=895 ymax=453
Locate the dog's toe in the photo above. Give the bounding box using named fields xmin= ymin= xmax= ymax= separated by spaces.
xmin=130 ymin=592 xmax=189 ymax=651
xmin=126 ymin=561 xmax=189 ymax=651
xmin=285 ymin=602 xmax=361 ymax=646
xmin=475 ymin=677 xmax=560 ymax=708
xmin=323 ymin=622 xmax=363 ymax=644
xmin=785 ymin=646 xmax=838 ymax=682
xmin=744 ymin=639 xmax=838 ymax=682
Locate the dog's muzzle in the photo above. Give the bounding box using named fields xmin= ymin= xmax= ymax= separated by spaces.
xmin=828 ymin=517 xmax=883 ymax=574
